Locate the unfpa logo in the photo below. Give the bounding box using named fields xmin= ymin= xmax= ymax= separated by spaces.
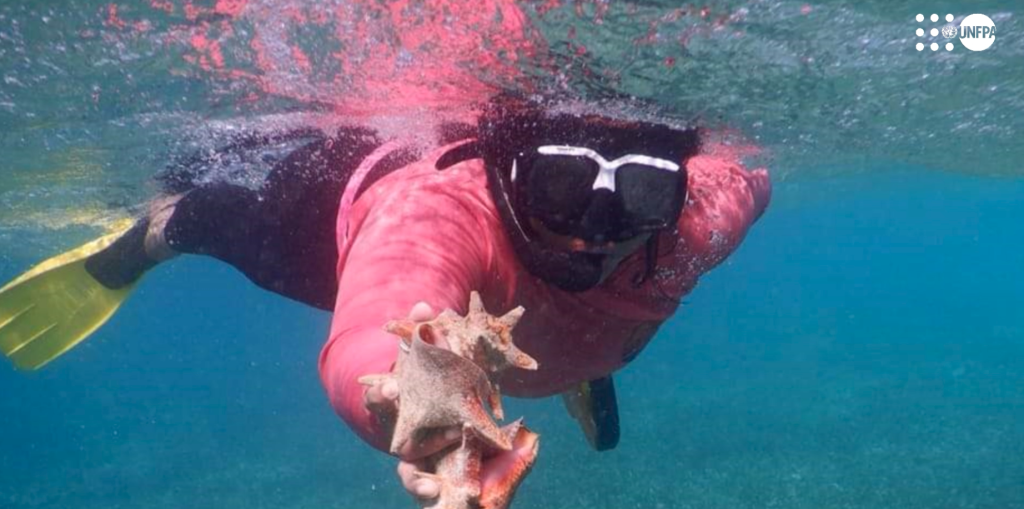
xmin=916 ymin=13 xmax=996 ymax=52
xmin=957 ymin=14 xmax=997 ymax=51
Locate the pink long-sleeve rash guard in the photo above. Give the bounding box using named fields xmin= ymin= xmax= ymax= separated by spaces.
xmin=319 ymin=140 xmax=772 ymax=451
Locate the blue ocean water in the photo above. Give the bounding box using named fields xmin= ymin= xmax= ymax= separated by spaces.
xmin=2 ymin=165 xmax=1022 ymax=508
xmin=2 ymin=0 xmax=1024 ymax=507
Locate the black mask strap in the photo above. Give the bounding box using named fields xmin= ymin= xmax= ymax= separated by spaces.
xmin=435 ymin=141 xmax=483 ymax=171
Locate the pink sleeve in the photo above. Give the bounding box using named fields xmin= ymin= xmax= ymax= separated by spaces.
xmin=677 ymin=147 xmax=772 ymax=273
xmin=318 ymin=179 xmax=493 ymax=451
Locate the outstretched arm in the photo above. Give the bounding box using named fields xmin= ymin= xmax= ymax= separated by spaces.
xmin=318 ymin=173 xmax=495 ymax=451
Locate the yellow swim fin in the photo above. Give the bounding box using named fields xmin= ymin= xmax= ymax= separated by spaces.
xmin=0 ymin=220 xmax=138 ymax=370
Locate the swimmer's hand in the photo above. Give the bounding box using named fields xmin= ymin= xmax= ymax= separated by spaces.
xmin=363 ymin=302 xmax=459 ymax=501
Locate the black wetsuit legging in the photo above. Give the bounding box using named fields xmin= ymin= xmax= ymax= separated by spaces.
xmin=162 ymin=127 xmax=417 ymax=311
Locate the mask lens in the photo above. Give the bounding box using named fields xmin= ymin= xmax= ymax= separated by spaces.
xmin=524 ymin=155 xmax=598 ymax=234
xmin=617 ymin=163 xmax=682 ymax=231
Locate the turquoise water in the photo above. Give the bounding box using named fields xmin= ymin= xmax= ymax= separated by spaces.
xmin=3 ymin=167 xmax=1021 ymax=508
xmin=2 ymin=1 xmax=1024 ymax=508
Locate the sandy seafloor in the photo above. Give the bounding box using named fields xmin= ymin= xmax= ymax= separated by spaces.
xmin=1 ymin=167 xmax=1022 ymax=509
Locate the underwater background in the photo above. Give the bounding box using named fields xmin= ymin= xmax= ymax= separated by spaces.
xmin=1 ymin=1 xmax=1022 ymax=508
